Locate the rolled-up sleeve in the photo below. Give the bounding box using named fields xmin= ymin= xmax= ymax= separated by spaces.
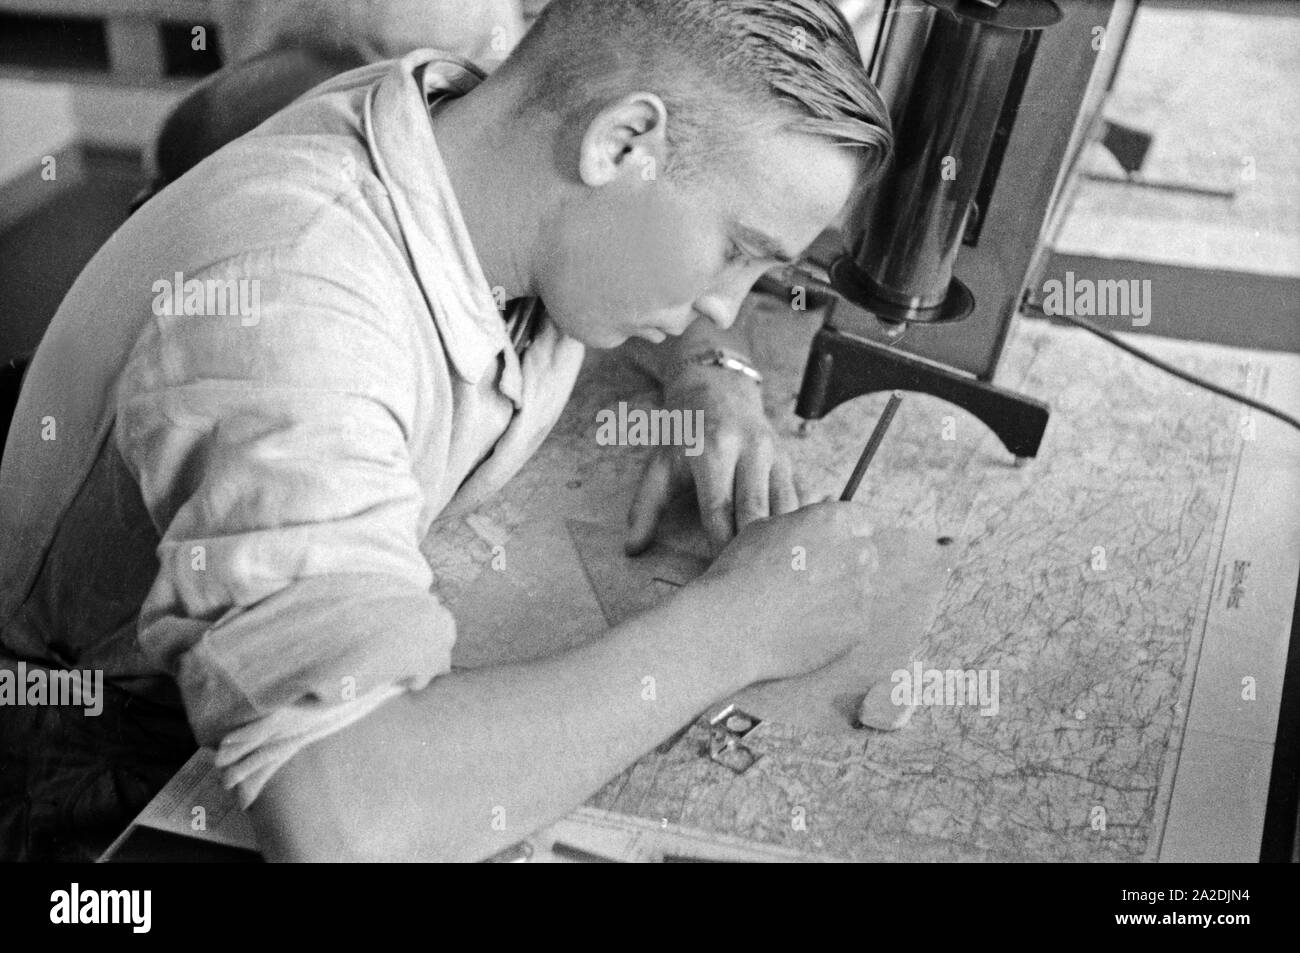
xmin=115 ymin=256 xmax=455 ymax=807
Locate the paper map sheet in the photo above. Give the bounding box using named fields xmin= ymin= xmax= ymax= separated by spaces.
xmin=429 ymin=302 xmax=1298 ymax=861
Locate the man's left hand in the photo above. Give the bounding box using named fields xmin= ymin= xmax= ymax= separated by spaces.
xmin=625 ymin=365 xmax=800 ymax=556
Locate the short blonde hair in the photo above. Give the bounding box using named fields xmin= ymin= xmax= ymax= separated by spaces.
xmin=504 ymin=0 xmax=893 ymax=181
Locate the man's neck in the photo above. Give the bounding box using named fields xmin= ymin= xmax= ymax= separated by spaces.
xmin=429 ymin=81 xmax=543 ymax=303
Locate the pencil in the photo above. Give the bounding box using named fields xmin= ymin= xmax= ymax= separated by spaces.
xmin=840 ymin=391 xmax=904 ymax=502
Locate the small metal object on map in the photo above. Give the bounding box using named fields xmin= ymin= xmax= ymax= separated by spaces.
xmin=725 ymin=714 xmax=754 ymax=733
xmin=709 ymin=733 xmax=761 ymax=774
xmin=483 ymin=841 xmax=534 ymax=863
xmin=707 ymin=704 xmax=763 ymax=774
xmin=710 ymin=704 xmax=760 ymax=738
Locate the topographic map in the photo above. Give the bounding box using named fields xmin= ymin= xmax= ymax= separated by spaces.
xmin=421 ymin=293 xmax=1256 ymax=862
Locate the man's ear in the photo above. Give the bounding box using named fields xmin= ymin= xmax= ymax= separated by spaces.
xmin=578 ymin=92 xmax=668 ymax=187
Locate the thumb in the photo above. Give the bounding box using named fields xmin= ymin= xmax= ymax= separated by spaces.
xmin=625 ymin=452 xmax=676 ymax=556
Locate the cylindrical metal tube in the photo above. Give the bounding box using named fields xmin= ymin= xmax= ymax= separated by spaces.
xmin=835 ymin=0 xmax=1061 ymax=322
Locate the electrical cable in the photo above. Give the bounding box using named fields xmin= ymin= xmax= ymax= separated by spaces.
xmin=1020 ymin=300 xmax=1300 ymax=433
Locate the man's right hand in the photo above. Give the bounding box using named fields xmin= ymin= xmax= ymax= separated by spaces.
xmin=250 ymin=500 xmax=881 ymax=861
xmin=683 ymin=501 xmax=879 ymax=684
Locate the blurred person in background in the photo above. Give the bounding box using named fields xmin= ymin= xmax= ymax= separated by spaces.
xmin=150 ymin=0 xmax=533 ymax=192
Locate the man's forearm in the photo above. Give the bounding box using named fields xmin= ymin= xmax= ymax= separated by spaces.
xmin=249 ymin=584 xmax=755 ymax=861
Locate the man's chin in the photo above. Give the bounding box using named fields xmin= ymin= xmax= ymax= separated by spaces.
xmin=546 ymin=315 xmax=665 ymax=349
xmin=582 ymin=329 xmax=655 ymax=350
xmin=541 ymin=312 xmax=613 ymax=349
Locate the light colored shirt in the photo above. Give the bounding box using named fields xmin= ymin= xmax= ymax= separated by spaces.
xmin=0 ymin=51 xmax=585 ymax=806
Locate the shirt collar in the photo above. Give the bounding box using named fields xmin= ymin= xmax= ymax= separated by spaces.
xmin=362 ymin=51 xmax=514 ymax=387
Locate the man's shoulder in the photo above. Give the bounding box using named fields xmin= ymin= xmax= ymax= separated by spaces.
xmin=147 ymin=131 xmax=392 ymax=268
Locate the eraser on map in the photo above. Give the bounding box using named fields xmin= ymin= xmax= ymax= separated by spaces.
xmin=856 ymin=679 xmax=915 ymax=731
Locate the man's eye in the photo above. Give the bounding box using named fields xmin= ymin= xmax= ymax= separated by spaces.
xmin=725 ymin=243 xmax=752 ymax=266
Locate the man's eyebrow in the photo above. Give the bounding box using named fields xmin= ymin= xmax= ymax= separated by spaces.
xmin=732 ymin=222 xmax=799 ymax=264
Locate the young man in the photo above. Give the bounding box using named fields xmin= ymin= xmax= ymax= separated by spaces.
xmin=0 ymin=0 xmax=891 ymax=861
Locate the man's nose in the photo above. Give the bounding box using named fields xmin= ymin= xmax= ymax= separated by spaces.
xmin=692 ymin=276 xmax=754 ymax=331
